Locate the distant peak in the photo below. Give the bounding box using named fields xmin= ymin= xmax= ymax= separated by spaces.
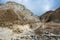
xmin=55 ymin=7 xmax=60 ymax=11
xmin=45 ymin=11 xmax=53 ymax=14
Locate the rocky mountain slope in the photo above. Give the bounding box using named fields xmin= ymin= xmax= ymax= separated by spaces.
xmin=40 ymin=8 xmax=60 ymax=23
xmin=38 ymin=7 xmax=60 ymax=40
xmin=0 ymin=1 xmax=40 ymax=25
xmin=29 ymin=7 xmax=60 ymax=40
xmin=0 ymin=1 xmax=41 ymax=40
xmin=0 ymin=1 xmax=60 ymax=40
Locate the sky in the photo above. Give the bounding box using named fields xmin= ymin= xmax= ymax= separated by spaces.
xmin=0 ymin=0 xmax=60 ymax=16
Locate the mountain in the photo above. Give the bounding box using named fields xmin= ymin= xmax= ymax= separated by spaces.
xmin=40 ymin=7 xmax=60 ymax=23
xmin=38 ymin=7 xmax=60 ymax=35
xmin=32 ymin=8 xmax=60 ymax=40
xmin=0 ymin=1 xmax=60 ymax=40
xmin=40 ymin=11 xmax=54 ymax=22
xmin=0 ymin=1 xmax=40 ymax=40
xmin=0 ymin=1 xmax=40 ymax=26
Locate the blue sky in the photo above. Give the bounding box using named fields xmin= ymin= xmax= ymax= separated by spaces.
xmin=0 ymin=0 xmax=60 ymax=16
